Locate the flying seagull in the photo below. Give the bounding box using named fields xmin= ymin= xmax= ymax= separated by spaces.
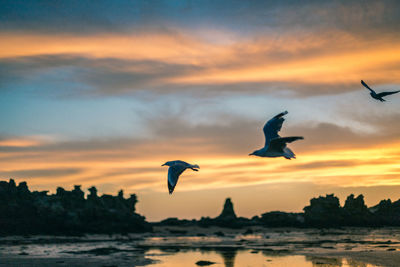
xmin=249 ymin=111 xmax=303 ymax=159
xmin=162 ymin=160 xmax=199 ymax=194
xmin=361 ymin=80 xmax=400 ymax=102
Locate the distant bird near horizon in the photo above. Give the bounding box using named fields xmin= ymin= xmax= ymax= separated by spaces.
xmin=249 ymin=111 xmax=303 ymax=160
xmin=162 ymin=160 xmax=200 ymax=194
xmin=361 ymin=80 xmax=400 ymax=102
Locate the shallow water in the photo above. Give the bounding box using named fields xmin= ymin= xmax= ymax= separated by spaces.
xmin=0 ymin=228 xmax=398 ymax=266
xmin=141 ymin=227 xmax=400 ymax=253
xmin=145 ymin=249 xmax=378 ymax=267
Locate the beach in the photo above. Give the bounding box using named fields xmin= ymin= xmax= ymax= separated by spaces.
xmin=1 ymin=226 xmax=400 ymax=266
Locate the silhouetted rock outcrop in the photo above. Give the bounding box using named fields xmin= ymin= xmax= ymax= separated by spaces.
xmin=5 ymin=178 xmax=400 ymax=233
xmin=342 ymin=194 xmax=372 ymax=226
xmin=370 ymin=198 xmax=400 ymax=226
xmin=217 ymin=198 xmax=237 ymax=220
xmin=259 ymin=211 xmax=304 ymax=227
xmin=197 ymin=198 xmax=253 ymax=228
xmin=156 ymin=217 xmax=195 ymax=226
xmin=156 ymin=194 xmax=400 ymax=228
xmin=217 ymin=198 xmax=253 ymax=228
xmin=303 ymin=193 xmax=395 ymax=227
xmin=0 ymin=179 xmax=152 ymax=236
xmin=303 ymin=194 xmax=344 ymax=227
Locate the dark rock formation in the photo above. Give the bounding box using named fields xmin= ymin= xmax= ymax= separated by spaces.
xmin=154 ymin=193 xmax=400 ymax=228
xmin=342 ymin=194 xmax=372 ymax=226
xmin=0 ymin=179 xmax=152 ymax=236
xmin=303 ymin=193 xmax=400 ymax=227
xmin=197 ymin=198 xmax=254 ymax=228
xmin=156 ymin=217 xmax=195 ymax=226
xmin=156 ymin=195 xmax=400 ymax=228
xmin=259 ymin=211 xmax=304 ymax=227
xmin=370 ymin=198 xmax=400 ymax=226
xmin=303 ymin=194 xmax=343 ymax=227
xmin=212 ymin=198 xmax=241 ymax=228
xmin=217 ymin=198 xmax=237 ymax=220
xmin=8 ymin=178 xmax=400 ymax=232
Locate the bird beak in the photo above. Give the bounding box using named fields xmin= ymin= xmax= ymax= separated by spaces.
xmin=161 ymin=163 xmax=166 ymax=166
xmin=248 ymin=153 xmax=253 ymax=156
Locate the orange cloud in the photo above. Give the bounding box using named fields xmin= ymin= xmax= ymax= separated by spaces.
xmin=1 ymin=134 xmax=399 ymax=195
xmin=1 ymin=130 xmax=399 ymax=221
xmin=2 ymin=30 xmax=400 ymax=93
xmin=0 ymin=32 xmax=222 ymax=64
xmin=0 ymin=136 xmax=50 ymax=147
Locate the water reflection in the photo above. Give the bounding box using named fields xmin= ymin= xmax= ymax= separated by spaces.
xmin=1 ymin=229 xmax=397 ymax=266
xmin=306 ymin=256 xmax=342 ymax=266
xmin=146 ymin=248 xmax=379 ymax=267
xmin=217 ymin=249 xmax=237 ymax=267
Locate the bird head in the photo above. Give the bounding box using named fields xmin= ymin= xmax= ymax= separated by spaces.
xmin=249 ymin=149 xmax=262 ymax=156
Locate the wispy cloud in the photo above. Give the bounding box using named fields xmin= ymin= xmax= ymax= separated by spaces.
xmin=0 ymin=168 xmax=82 ymax=179
xmin=2 ymin=29 xmax=400 ymax=97
xmin=1 ymin=108 xmax=399 ymax=195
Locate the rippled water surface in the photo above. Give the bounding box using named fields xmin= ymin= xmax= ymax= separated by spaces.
xmin=0 ymin=228 xmax=398 ymax=266
xmin=145 ymin=249 xmax=379 ymax=267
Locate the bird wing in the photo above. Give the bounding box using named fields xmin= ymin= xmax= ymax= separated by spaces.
xmin=167 ymin=164 xmax=187 ymax=194
xmin=263 ymin=111 xmax=288 ymax=147
xmin=361 ymin=80 xmax=375 ymax=93
xmin=269 ymin=136 xmax=304 ymax=152
xmin=377 ymin=90 xmax=400 ymax=97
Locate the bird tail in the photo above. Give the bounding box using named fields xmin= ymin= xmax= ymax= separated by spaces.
xmin=283 ymin=147 xmax=296 ymax=160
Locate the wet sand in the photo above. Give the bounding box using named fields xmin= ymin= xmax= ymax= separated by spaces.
xmin=1 ymin=227 xmax=400 ymax=266
xmin=303 ymin=250 xmax=400 ymax=267
xmin=0 ymin=257 xmax=151 ymax=267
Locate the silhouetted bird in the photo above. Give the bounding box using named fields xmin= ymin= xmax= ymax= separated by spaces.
xmin=361 ymin=80 xmax=400 ymax=102
xmin=162 ymin=160 xmax=199 ymax=194
xmin=249 ymin=111 xmax=303 ymax=159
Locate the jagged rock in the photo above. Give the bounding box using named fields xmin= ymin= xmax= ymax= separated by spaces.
xmin=88 ymin=186 xmax=98 ymax=199
xmin=344 ymin=194 xmax=368 ymax=213
xmin=370 ymin=198 xmax=400 ymax=225
xmin=212 ymin=198 xmax=244 ymax=228
xmin=0 ymin=179 xmax=152 ymax=235
xmin=72 ymin=185 xmax=84 ymax=199
xmin=217 ymin=198 xmax=237 ymax=220
xmin=4 ymin=178 xmax=400 ymax=233
xmin=303 ymin=194 xmax=344 ymax=227
xmin=197 ymin=198 xmax=253 ymax=228
xmin=260 ymin=211 xmax=304 ymax=227
xmin=156 ymin=217 xmax=193 ymax=226
xmin=342 ymin=194 xmax=372 ymax=226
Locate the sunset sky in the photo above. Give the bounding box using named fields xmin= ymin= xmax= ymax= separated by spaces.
xmin=1 ymin=1 xmax=400 ymax=221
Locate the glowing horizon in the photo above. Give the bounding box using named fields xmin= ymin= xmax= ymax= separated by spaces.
xmin=1 ymin=1 xmax=400 ymax=221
